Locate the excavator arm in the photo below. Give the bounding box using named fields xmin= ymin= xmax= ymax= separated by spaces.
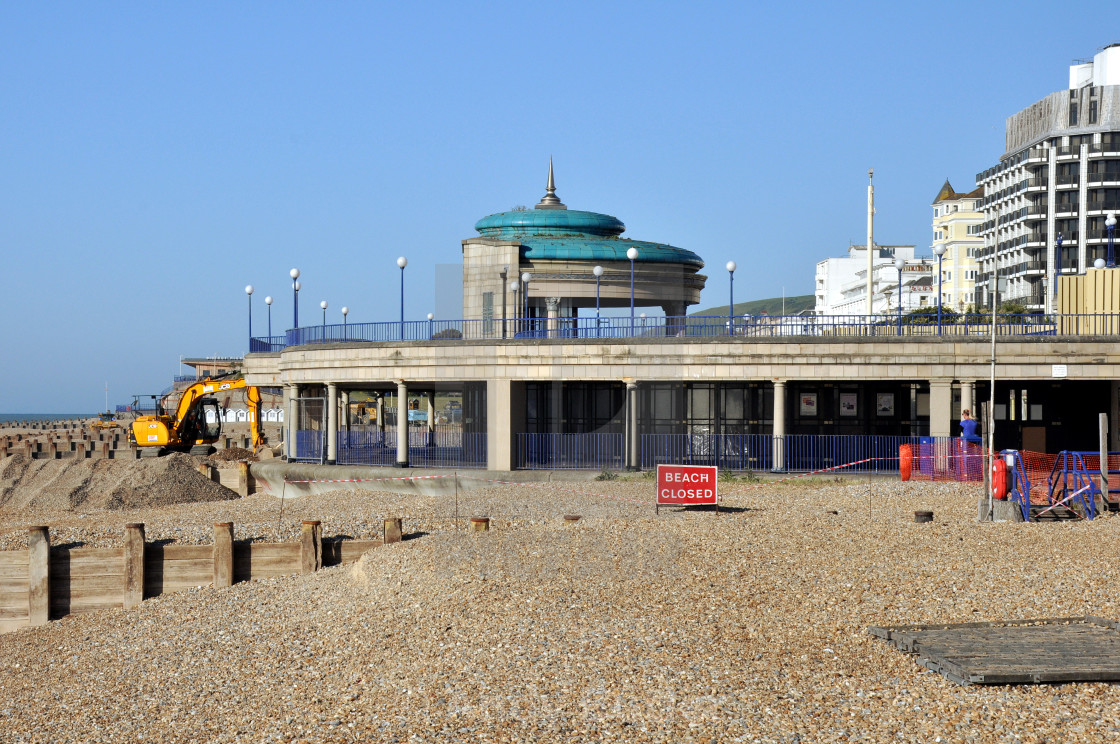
xmin=133 ymin=376 xmax=267 ymax=453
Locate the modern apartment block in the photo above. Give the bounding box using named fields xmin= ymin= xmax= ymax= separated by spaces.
xmin=976 ymin=44 xmax=1120 ymax=313
xmin=931 ymin=180 xmax=983 ymax=311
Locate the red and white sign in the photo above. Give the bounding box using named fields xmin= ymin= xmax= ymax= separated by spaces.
xmin=656 ymin=464 xmax=718 ymax=505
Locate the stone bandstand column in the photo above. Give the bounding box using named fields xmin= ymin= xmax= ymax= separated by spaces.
xmin=326 ymin=383 xmax=338 ymax=465
xmin=395 ymin=381 xmax=409 ymax=468
xmin=625 ymin=381 xmax=640 ymax=471
xmin=929 ymin=380 xmax=953 ymax=438
xmin=546 ymin=298 xmax=560 ymax=338
xmin=772 ymin=380 xmax=786 ymax=471
xmin=285 ymin=384 xmax=300 ymax=461
xmin=960 ymin=381 xmax=975 ymax=417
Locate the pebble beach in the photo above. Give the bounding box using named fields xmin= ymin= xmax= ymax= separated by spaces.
xmin=2 ymin=475 xmax=1120 ymax=743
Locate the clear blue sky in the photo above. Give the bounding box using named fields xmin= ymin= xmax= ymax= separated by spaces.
xmin=0 ymin=2 xmax=1109 ymax=412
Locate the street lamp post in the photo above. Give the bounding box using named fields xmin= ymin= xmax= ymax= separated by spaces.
xmin=726 ymin=261 xmax=737 ymax=336
xmin=290 ymin=268 xmax=300 ymax=329
xmin=499 ymin=265 xmax=508 ymax=338
xmin=627 ymin=247 xmax=638 ymax=334
xmin=509 ymin=280 xmax=520 ymax=335
xmin=341 ymin=306 xmax=348 ymax=336
xmin=1107 ymin=212 xmax=1117 ymax=268
xmin=265 ymin=296 xmax=273 ymax=340
xmin=593 ymin=265 xmax=603 ymax=337
xmin=427 ymin=312 xmax=434 ymax=339
xmin=933 ymin=244 xmax=946 ymax=336
xmin=397 ymin=257 xmax=408 ymax=341
xmin=521 ymin=272 xmax=531 ymax=335
xmin=894 ymin=257 xmax=905 ymax=336
xmin=245 ymin=285 xmax=254 ymax=344
xmin=320 ymin=300 xmax=327 ymax=339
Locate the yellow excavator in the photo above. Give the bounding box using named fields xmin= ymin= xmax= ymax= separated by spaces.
xmin=129 ymin=376 xmax=265 ymax=456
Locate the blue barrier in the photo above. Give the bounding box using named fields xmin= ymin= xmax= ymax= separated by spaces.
xmin=250 ymin=313 xmax=1120 ymax=353
xmin=331 ymin=427 xmax=487 ymax=469
xmin=513 ymin=433 xmax=953 ymax=473
xmin=517 ymin=433 xmax=624 ymax=470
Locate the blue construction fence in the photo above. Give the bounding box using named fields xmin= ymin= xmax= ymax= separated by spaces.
xmin=518 ymin=433 xmax=953 ymax=473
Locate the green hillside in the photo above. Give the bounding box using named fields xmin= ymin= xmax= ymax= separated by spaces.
xmin=690 ymin=294 xmax=815 ymax=317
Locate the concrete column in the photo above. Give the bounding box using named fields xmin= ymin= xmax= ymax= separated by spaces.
xmin=929 ymin=380 xmax=953 ymax=437
xmin=28 ymin=526 xmax=49 ymax=626
xmin=487 ymin=378 xmax=525 ymax=471
xmin=395 ymin=381 xmax=409 ymax=467
xmin=426 ymin=391 xmax=436 ymax=446
xmin=326 ymin=382 xmax=338 ymax=465
xmin=546 ymin=297 xmax=560 ymax=338
xmin=772 ymin=380 xmax=786 ymax=471
xmin=961 ymin=381 xmax=975 ymax=417
xmin=340 ymin=390 xmax=350 ymax=431
xmin=626 ymin=381 xmax=640 ymax=471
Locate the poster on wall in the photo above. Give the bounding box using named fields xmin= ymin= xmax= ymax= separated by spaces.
xmin=876 ymin=393 xmax=895 ymax=417
xmin=800 ymin=392 xmax=818 ymax=416
xmin=840 ymin=393 xmax=858 ymax=417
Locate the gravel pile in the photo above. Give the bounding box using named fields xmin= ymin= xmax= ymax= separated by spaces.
xmin=208 ymin=448 xmax=258 ymax=463
xmin=0 ymin=453 xmax=236 ymax=515
xmin=3 ymin=478 xmax=1120 ymax=742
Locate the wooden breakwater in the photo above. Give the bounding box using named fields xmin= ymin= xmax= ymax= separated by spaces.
xmin=0 ymin=520 xmax=401 ymax=633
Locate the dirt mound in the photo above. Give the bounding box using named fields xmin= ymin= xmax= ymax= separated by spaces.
xmin=208 ymin=448 xmax=257 ymax=463
xmin=0 ymin=452 xmax=238 ymax=513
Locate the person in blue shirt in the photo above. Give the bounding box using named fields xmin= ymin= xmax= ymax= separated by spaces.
xmin=960 ymin=409 xmax=982 ymax=444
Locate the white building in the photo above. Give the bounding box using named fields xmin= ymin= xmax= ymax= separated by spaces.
xmin=976 ymin=44 xmax=1120 ymax=312
xmin=815 ymin=244 xmax=935 ymax=316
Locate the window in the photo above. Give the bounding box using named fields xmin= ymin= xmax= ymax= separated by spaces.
xmin=1089 ymin=98 xmax=1099 ymax=124
xmin=1069 ymin=97 xmax=1079 ymax=126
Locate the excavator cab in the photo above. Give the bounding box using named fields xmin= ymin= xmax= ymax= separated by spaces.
xmin=177 ymin=396 xmax=223 ymax=451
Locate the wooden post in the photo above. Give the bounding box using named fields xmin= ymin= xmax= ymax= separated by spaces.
xmin=28 ymin=526 xmax=49 ymax=626
xmin=74 ymin=441 xmax=86 ymax=459
xmin=123 ymin=523 xmax=145 ymax=609
xmin=213 ymin=522 xmax=234 ymax=588
xmin=470 ymin=517 xmax=490 ymax=532
xmin=384 ymin=517 xmax=402 ymax=544
xmin=99 ymin=441 xmax=110 ymax=460
xmin=23 ymin=440 xmax=33 ymax=459
xmin=47 ymin=440 xmax=58 ymax=459
xmin=237 ymin=462 xmax=254 ymax=497
xmin=300 ymin=520 xmax=322 ymax=574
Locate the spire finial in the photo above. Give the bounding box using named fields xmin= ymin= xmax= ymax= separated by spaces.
xmin=536 ymin=156 xmax=566 ymax=210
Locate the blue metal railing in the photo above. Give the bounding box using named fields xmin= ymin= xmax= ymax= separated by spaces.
xmin=1046 ymin=451 xmax=1104 ymax=519
xmin=298 ymin=426 xmax=487 ymax=468
xmin=518 ymin=433 xmax=625 ymax=470
xmin=513 ymin=433 xmax=953 ymax=473
xmin=1002 ymin=450 xmax=1033 ymax=522
xmin=640 ymin=433 xmax=772 ymax=471
xmin=252 ymin=313 xmax=1120 ymax=352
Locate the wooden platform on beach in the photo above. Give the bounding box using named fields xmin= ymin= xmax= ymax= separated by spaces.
xmin=868 ymin=616 xmax=1120 ymax=685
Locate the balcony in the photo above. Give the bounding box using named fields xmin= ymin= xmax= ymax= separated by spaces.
xmin=1025 ymin=147 xmax=1049 ymax=163
xmin=1085 ymin=200 xmax=1120 ymax=215
xmin=1055 ymin=172 xmax=1080 ymax=187
xmin=1087 ymin=172 xmax=1120 ymax=186
xmin=1025 ymin=177 xmax=1049 ymax=192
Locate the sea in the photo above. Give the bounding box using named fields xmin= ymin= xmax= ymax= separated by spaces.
xmin=0 ymin=413 xmax=95 ymax=423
